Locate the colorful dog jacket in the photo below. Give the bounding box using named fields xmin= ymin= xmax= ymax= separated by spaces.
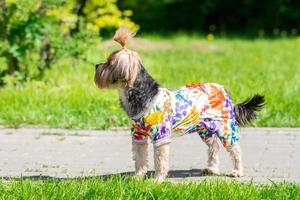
xmin=131 ymin=82 xmax=239 ymax=148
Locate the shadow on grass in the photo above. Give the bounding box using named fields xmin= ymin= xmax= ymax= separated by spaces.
xmin=1 ymin=169 xmax=224 ymax=181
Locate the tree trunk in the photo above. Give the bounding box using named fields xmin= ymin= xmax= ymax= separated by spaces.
xmin=39 ymin=39 xmax=53 ymax=77
xmin=0 ymin=0 xmax=7 ymax=39
xmin=70 ymin=0 xmax=88 ymax=36
xmin=7 ymin=54 xmax=19 ymax=75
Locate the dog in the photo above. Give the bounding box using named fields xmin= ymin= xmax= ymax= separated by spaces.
xmin=94 ymin=28 xmax=265 ymax=182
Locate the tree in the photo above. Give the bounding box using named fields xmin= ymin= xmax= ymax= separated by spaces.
xmin=0 ymin=0 xmax=138 ymax=86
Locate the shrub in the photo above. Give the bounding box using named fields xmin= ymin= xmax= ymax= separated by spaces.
xmin=0 ymin=0 xmax=138 ymax=86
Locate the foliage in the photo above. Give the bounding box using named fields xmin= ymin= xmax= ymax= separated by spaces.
xmin=84 ymin=0 xmax=139 ymax=34
xmin=46 ymin=0 xmax=139 ymax=34
xmin=1 ymin=176 xmax=300 ymax=199
xmin=0 ymin=0 xmax=137 ymax=85
xmin=0 ymin=36 xmax=299 ymax=128
xmin=118 ymin=0 xmax=300 ymax=36
xmin=0 ymin=0 xmax=53 ymax=84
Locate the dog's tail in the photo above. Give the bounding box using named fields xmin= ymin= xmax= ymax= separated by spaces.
xmin=234 ymin=94 xmax=265 ymax=126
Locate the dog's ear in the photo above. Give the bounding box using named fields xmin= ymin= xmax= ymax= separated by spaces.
xmin=127 ymin=57 xmax=139 ymax=87
xmin=112 ymin=51 xmax=140 ymax=87
xmin=112 ymin=27 xmax=140 ymax=87
xmin=94 ymin=27 xmax=140 ymax=88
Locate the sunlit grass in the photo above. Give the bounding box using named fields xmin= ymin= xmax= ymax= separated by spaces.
xmin=0 ymin=36 xmax=299 ymax=128
xmin=0 ymin=176 xmax=300 ymax=199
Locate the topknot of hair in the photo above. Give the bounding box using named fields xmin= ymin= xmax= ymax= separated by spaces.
xmin=113 ymin=27 xmax=136 ymax=48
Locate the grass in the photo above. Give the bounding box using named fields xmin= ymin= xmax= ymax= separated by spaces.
xmin=0 ymin=35 xmax=300 ymax=128
xmin=0 ymin=176 xmax=299 ymax=199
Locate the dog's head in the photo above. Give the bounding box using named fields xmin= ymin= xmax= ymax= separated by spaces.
xmin=94 ymin=28 xmax=141 ymax=89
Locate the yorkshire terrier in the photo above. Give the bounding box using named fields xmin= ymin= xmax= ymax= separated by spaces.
xmin=94 ymin=28 xmax=265 ymax=182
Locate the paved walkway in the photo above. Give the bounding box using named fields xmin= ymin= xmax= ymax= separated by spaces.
xmin=0 ymin=128 xmax=299 ymax=183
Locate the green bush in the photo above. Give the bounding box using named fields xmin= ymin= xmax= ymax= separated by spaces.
xmin=0 ymin=0 xmax=138 ymax=86
xmin=0 ymin=0 xmax=51 ymax=84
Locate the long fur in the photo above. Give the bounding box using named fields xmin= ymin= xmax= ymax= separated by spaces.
xmin=205 ymin=140 xmax=220 ymax=174
xmin=228 ymin=144 xmax=243 ymax=177
xmin=119 ymin=64 xmax=159 ymax=118
xmin=132 ymin=141 xmax=149 ymax=176
xmin=113 ymin=27 xmax=135 ymax=48
xmin=154 ymin=144 xmax=169 ymax=182
xmin=234 ymin=94 xmax=265 ymax=126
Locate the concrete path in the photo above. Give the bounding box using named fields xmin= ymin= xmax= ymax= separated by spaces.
xmin=0 ymin=127 xmax=299 ymax=183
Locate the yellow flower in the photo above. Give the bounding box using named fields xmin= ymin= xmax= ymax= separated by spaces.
xmin=207 ymin=33 xmax=214 ymax=41
xmin=145 ymin=111 xmax=164 ymax=125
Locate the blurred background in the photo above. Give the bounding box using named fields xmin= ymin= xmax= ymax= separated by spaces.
xmin=118 ymin=0 xmax=300 ymax=36
xmin=0 ymin=0 xmax=300 ymax=129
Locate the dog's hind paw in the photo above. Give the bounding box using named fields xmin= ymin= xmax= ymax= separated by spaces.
xmin=229 ymin=169 xmax=244 ymax=177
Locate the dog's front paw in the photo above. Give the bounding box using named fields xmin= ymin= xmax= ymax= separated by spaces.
xmin=134 ymin=170 xmax=147 ymax=179
xmin=229 ymin=169 xmax=243 ymax=177
xmin=155 ymin=175 xmax=166 ymax=183
xmin=203 ymin=167 xmax=220 ymax=175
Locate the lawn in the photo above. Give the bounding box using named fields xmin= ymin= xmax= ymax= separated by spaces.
xmin=0 ymin=176 xmax=299 ymax=199
xmin=0 ymin=36 xmax=300 ymax=129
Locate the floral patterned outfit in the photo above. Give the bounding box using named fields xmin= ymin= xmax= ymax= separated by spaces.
xmin=131 ymin=82 xmax=239 ymax=149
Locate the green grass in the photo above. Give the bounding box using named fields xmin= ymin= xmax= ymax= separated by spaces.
xmin=1 ymin=36 xmax=300 ymax=128
xmin=0 ymin=176 xmax=299 ymax=199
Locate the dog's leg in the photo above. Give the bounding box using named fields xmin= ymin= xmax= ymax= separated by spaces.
xmin=203 ymin=139 xmax=220 ymax=175
xmin=227 ymin=144 xmax=244 ymax=177
xmin=132 ymin=140 xmax=148 ymax=177
xmin=154 ymin=143 xmax=169 ymax=182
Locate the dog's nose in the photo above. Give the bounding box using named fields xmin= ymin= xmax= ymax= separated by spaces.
xmin=95 ymin=64 xmax=99 ymax=70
